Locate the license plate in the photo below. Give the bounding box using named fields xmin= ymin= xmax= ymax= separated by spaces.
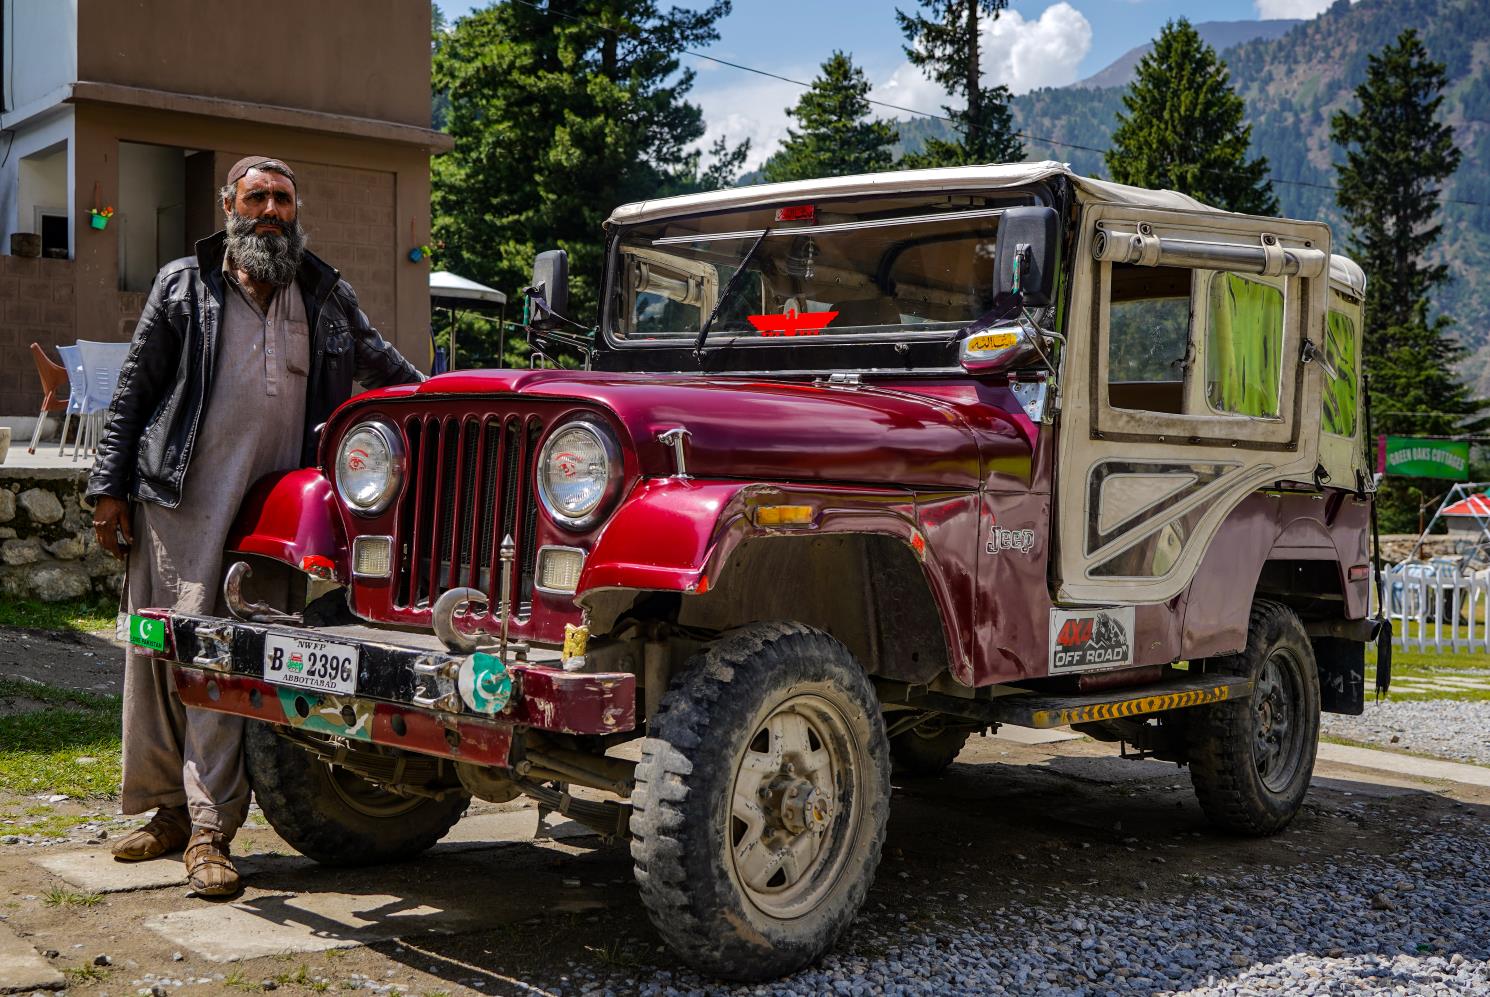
xmin=263 ymin=634 xmax=359 ymax=695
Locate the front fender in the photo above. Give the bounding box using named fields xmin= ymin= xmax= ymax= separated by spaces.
xmin=578 ymin=478 xmax=749 ymax=594
xmin=577 ymin=477 xmax=973 ymax=678
xmin=226 ymin=468 xmax=348 ymax=579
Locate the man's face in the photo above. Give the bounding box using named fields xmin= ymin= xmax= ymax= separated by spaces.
xmin=223 ymin=168 xmax=298 ymax=234
xmin=222 ymin=167 xmax=306 ymax=286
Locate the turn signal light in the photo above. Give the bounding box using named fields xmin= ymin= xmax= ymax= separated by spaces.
xmin=537 ymin=546 xmax=585 ymax=593
xmin=1348 ymin=564 xmax=1371 ymax=582
xmin=352 ymin=536 xmax=393 ymax=578
xmin=753 ymin=504 xmax=814 ymax=527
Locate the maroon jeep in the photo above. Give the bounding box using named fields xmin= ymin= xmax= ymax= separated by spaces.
xmin=134 ymin=164 xmax=1378 ymax=980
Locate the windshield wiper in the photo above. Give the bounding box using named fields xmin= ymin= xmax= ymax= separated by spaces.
xmin=694 ymin=227 xmax=770 ymax=354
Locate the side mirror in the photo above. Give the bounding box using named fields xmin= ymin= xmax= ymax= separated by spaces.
xmin=527 ymin=249 xmax=569 ymax=330
xmin=994 ymin=206 xmax=1059 ymax=307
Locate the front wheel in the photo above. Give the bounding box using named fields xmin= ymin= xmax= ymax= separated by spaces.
xmin=630 ymin=622 xmax=891 ymax=981
xmin=245 ymin=721 xmax=469 ymax=867
xmin=1186 ymin=601 xmax=1320 ymax=836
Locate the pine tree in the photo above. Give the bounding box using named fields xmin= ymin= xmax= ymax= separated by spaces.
xmin=1331 ymin=28 xmax=1463 ymax=347
xmin=895 ymin=0 xmax=1024 ymax=166
xmin=1331 ymin=27 xmax=1472 ymax=438
xmin=1331 ymin=29 xmax=1475 ymax=530
xmin=431 ymin=0 xmax=741 ymax=365
xmin=762 ymin=52 xmax=898 ymax=183
xmin=1105 ymin=19 xmax=1277 ymax=215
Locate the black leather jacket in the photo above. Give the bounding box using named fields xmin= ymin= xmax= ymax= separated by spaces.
xmin=87 ymin=231 xmax=423 ymax=508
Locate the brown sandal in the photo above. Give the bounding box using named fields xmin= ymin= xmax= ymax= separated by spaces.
xmin=111 ymin=805 xmax=190 ymax=862
xmin=184 ymin=828 xmax=242 ymax=898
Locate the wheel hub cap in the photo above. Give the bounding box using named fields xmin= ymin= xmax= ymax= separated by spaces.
xmin=778 ymin=777 xmax=832 ymax=835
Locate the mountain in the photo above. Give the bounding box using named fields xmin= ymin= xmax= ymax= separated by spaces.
xmin=1072 ymin=19 xmax=1304 ymax=90
xmin=898 ymin=0 xmax=1490 ymax=398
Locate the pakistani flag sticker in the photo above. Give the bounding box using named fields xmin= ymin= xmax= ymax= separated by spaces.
xmin=128 ymin=614 xmax=167 ymax=652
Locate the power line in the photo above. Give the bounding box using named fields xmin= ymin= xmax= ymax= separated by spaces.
xmin=498 ymin=0 xmax=1490 ymax=210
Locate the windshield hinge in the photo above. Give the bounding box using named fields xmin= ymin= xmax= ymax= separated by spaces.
xmin=820 ymin=372 xmax=862 ymax=387
xmin=1299 ymin=338 xmax=1318 ymax=365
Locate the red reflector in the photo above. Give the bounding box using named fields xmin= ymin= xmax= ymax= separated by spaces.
xmin=774 ymin=204 xmax=815 ymax=222
xmin=300 ymin=554 xmax=337 ymax=580
xmin=1348 ymin=564 xmax=1371 ymax=582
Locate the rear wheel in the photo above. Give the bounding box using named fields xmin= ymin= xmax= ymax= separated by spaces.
xmin=245 ymin=721 xmax=469 ymax=867
xmin=630 ymin=622 xmax=890 ymax=981
xmin=1186 ymin=601 xmax=1320 ymax=835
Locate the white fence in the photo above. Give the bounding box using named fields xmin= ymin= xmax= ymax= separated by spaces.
xmin=1379 ymin=563 xmax=1490 ymax=653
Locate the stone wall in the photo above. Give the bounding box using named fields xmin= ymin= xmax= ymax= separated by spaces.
xmin=0 ymin=467 xmax=123 ymax=602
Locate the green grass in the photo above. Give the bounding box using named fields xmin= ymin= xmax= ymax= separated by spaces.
xmin=0 ymin=680 xmax=121 ymax=798
xmin=0 ymin=594 xmax=117 ymax=633
xmin=1367 ymin=634 xmax=1490 ymax=701
xmin=63 ymin=965 xmax=109 ymax=985
xmin=225 ymin=969 xmax=261 ymax=991
xmin=1 ymin=808 xmax=99 ymax=839
xmin=41 ymin=888 xmax=103 ymax=908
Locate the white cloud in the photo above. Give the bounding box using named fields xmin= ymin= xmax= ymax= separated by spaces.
xmin=872 ymin=61 xmax=955 ymax=118
xmin=692 ymin=75 xmax=803 ymax=171
xmin=983 ymin=2 xmax=1094 ymax=94
xmin=1254 ymin=0 xmax=1346 ymax=18
xmin=871 ymin=1 xmax=1093 ymax=120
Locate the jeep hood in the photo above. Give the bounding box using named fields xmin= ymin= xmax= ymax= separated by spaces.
xmin=372 ymin=369 xmax=1004 ymax=490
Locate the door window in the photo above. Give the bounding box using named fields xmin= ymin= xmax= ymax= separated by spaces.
xmin=1321 ymin=309 xmax=1359 ymax=437
xmin=1205 ymin=273 xmax=1284 ymax=418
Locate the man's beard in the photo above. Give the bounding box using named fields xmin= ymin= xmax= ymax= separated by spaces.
xmin=225 ymin=210 xmax=306 ymax=286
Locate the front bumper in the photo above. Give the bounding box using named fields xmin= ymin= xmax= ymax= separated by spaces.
xmin=134 ymin=610 xmax=635 ymax=769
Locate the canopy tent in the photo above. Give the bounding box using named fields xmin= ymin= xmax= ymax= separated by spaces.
xmin=429 ymin=271 xmax=507 ymax=371
xmin=1440 ymin=491 xmax=1490 ymax=533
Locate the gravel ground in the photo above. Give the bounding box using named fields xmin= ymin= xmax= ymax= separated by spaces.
xmin=546 ymin=806 xmax=1490 ymax=997
xmin=1322 ymin=699 xmax=1490 ymax=766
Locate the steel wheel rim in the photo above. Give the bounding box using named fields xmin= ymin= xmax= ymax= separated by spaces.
xmin=727 ymin=692 xmax=863 ymax=920
xmin=1252 ymin=648 xmax=1306 ymax=793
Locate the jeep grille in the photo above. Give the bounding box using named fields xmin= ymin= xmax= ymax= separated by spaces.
xmin=394 ymin=414 xmax=542 ymax=620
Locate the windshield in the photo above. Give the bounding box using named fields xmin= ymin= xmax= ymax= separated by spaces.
xmin=609 ymin=194 xmax=1028 ymax=343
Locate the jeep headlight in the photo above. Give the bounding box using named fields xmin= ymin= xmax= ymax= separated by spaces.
xmin=335 ymin=421 xmax=404 ymax=516
xmin=537 ymin=418 xmax=621 ymax=530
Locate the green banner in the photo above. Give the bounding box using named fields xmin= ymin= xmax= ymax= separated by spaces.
xmin=1378 ymin=436 xmax=1470 ymax=480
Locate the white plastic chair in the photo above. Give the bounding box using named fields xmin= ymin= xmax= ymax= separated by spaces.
xmin=75 ymin=340 xmax=130 ymax=461
xmin=55 ymin=344 xmax=88 ymax=458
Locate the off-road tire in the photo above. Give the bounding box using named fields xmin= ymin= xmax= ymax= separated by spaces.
xmin=630 ymin=622 xmax=891 ymax=981
xmin=889 ymin=722 xmax=970 ymax=776
xmin=245 ymin=721 xmax=469 ymax=867
xmin=1186 ymin=601 xmax=1320 ymax=836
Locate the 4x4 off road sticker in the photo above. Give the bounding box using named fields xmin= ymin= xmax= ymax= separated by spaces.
xmin=1048 ymin=606 xmax=1136 ymax=673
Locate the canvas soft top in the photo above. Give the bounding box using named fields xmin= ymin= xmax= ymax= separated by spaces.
xmin=605 ymin=161 xmax=1216 ymax=227
xmin=606 ymin=160 xmax=1365 ymax=297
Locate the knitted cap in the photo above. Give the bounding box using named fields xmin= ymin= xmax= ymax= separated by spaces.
xmin=224 ymin=156 xmax=296 ymax=189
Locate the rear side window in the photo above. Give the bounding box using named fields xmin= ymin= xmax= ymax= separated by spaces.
xmin=1322 ymin=310 xmax=1358 ymax=437
xmin=1206 ymin=273 xmax=1284 ymax=418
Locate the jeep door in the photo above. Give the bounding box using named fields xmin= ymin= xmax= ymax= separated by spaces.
xmin=1054 ymin=202 xmax=1331 ymax=605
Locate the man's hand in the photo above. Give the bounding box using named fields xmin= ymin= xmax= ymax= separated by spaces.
xmin=93 ymin=496 xmax=134 ymax=560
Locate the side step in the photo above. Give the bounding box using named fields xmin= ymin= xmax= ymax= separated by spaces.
xmin=881 ymin=672 xmax=1254 ymax=730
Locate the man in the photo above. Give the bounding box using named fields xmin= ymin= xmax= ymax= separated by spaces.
xmin=88 ymin=156 xmax=423 ymax=896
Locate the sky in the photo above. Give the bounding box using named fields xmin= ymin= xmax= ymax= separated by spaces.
xmin=437 ymin=0 xmax=1345 ymax=169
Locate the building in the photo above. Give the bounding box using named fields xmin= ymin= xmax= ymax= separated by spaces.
xmin=0 ymin=0 xmax=450 ymax=424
